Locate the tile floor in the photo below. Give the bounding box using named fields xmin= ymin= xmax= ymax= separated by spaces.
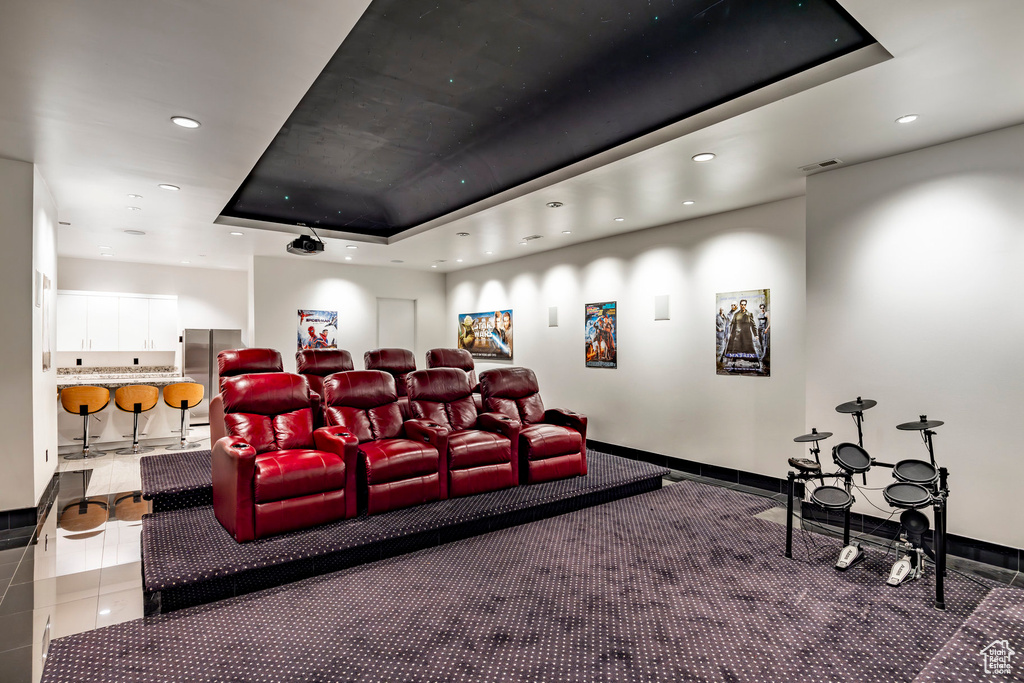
xmin=0 ymin=426 xmax=210 ymax=683
xmin=0 ymin=444 xmax=1016 ymax=682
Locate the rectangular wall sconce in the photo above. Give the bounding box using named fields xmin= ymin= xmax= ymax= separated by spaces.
xmin=654 ymin=295 xmax=670 ymax=320
xmin=548 ymin=306 xmax=558 ymax=327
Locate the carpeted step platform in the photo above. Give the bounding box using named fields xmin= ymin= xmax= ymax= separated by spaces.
xmin=912 ymin=587 xmax=1024 ymax=682
xmin=142 ymin=450 xmax=667 ymax=613
xmin=140 ymin=449 xmax=212 ymax=512
xmin=47 ymin=480 xmax=1001 ymax=682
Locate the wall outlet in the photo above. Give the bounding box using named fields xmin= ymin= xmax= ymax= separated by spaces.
xmin=76 ymin=358 xmax=82 ymax=366
xmin=45 ymin=449 xmax=48 ymax=462
xmin=134 ymin=358 xmax=139 ymax=365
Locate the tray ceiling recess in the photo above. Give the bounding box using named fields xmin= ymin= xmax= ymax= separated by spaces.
xmin=220 ymin=0 xmax=874 ymax=239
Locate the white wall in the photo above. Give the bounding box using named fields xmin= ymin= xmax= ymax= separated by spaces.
xmin=806 ymin=123 xmax=1024 ymax=550
xmin=32 ymin=168 xmax=59 ymax=505
xmin=447 ymin=197 xmax=807 ymax=480
xmin=252 ymin=256 xmax=447 ymax=372
xmin=57 ymin=257 xmax=250 ymax=367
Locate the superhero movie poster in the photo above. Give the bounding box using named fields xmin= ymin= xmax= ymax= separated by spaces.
xmin=457 ymin=310 xmax=513 ymax=360
xmin=297 ymin=309 xmax=338 ymax=350
xmin=716 ymin=289 xmax=770 ymax=377
xmin=585 ymin=301 xmax=617 ymax=368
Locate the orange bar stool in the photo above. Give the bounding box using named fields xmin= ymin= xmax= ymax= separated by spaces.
xmin=114 ymin=385 xmax=160 ymax=455
xmin=60 ymin=386 xmax=111 ymax=460
xmin=163 ymin=382 xmax=205 ymax=451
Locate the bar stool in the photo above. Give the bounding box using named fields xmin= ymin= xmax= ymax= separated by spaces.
xmin=114 ymin=385 xmax=160 ymax=455
xmin=60 ymin=386 xmax=110 ymax=460
xmin=163 ymin=382 xmax=205 ymax=451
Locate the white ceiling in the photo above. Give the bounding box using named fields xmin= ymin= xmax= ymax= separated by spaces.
xmin=2 ymin=1 xmax=1024 ymax=274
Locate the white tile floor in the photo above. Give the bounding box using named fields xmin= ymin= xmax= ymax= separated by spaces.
xmin=0 ymin=426 xmax=211 ymax=682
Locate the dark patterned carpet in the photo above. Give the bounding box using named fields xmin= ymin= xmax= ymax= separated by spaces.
xmin=139 ymin=449 xmax=212 ymax=511
xmin=142 ymin=450 xmax=666 ymax=611
xmin=45 ymin=480 xmax=1016 ymax=682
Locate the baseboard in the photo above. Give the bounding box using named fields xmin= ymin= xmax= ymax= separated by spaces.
xmin=590 ymin=439 xmax=1022 ymax=574
xmin=0 ymin=473 xmax=59 ymax=531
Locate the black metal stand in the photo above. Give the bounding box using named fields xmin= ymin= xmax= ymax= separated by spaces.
xmin=786 ymin=472 xmax=795 ymax=559
xmin=934 ymin=466 xmax=948 ymax=611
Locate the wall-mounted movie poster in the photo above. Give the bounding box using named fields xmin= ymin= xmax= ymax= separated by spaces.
xmin=297 ymin=309 xmax=338 ymax=350
xmin=716 ymin=289 xmax=770 ymax=377
xmin=585 ymin=301 xmax=617 ymax=368
xmin=458 ymin=310 xmax=513 ymax=360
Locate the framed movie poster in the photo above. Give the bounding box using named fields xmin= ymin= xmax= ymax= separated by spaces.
xmin=457 ymin=310 xmax=513 ymax=360
xmin=585 ymin=301 xmax=617 ymax=368
xmin=297 ymin=309 xmax=338 ymax=350
xmin=716 ymin=289 xmax=769 ymax=377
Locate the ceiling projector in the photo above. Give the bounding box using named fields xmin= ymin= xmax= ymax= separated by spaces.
xmin=286 ymin=234 xmax=325 ymax=255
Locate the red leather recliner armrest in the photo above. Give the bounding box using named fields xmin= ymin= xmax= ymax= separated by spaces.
xmin=544 ymin=408 xmax=588 ymax=475
xmin=212 ymin=436 xmax=257 ymax=542
xmin=404 ymin=418 xmax=451 ymax=499
xmin=314 ymin=426 xmax=360 ymax=519
xmin=476 ymin=412 xmax=521 ymax=486
xmin=209 ymin=393 xmax=227 ymax=445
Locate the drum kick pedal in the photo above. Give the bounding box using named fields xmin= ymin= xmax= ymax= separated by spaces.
xmin=835 ymin=541 xmax=865 ymax=571
xmin=887 ymin=541 xmax=924 ymax=586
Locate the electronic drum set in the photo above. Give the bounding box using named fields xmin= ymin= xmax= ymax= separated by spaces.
xmin=784 ymin=397 xmax=950 ymax=610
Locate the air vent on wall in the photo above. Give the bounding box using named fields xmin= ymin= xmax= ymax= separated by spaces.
xmin=799 ymin=158 xmax=843 ymax=173
xmin=522 ymin=234 xmax=543 ymax=242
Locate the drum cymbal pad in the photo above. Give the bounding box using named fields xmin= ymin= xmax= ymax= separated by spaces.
xmin=789 ymin=458 xmax=821 ymax=472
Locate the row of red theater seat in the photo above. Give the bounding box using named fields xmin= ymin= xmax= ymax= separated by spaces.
xmin=210 ymin=348 xmax=587 ymax=542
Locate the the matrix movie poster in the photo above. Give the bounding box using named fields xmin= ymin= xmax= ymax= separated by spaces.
xmin=716 ymin=289 xmax=770 ymax=376
xmin=297 ymin=309 xmax=338 ymax=350
xmin=585 ymin=301 xmax=617 ymax=368
xmin=457 ymin=310 xmax=513 ymax=360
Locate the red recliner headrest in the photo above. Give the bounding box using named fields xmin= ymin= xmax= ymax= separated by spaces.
xmin=425 ymin=348 xmax=474 ymax=372
xmin=479 ymin=367 xmax=539 ymax=399
xmin=296 ymin=349 xmax=355 ymax=376
xmin=221 ymin=372 xmax=310 ymax=415
xmin=406 ymin=368 xmax=471 ymax=402
xmin=323 ymin=370 xmax=396 ymax=409
xmin=363 ymin=348 xmax=416 ymax=372
xmin=218 ymin=348 xmax=284 ymax=383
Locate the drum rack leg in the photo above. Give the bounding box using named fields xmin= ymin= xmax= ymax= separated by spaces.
xmin=785 ymin=472 xmax=795 ymax=559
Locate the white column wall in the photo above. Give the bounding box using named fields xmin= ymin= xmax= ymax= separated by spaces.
xmin=447 ymin=197 xmax=806 ymax=480
xmin=806 ymin=123 xmax=1024 ymax=550
xmin=32 ymin=168 xmax=58 ymax=504
xmin=252 ymin=256 xmax=447 ymax=372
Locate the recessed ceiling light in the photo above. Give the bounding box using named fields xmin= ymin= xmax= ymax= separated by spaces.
xmin=124 ymin=229 xmax=146 ymax=236
xmin=456 ymin=232 xmax=470 ymax=237
xmin=692 ymin=152 xmax=716 ymax=162
xmin=614 ymin=217 xmax=624 ymax=222
xmin=127 ymin=206 xmax=141 ymax=211
xmin=562 ymin=230 xmax=572 ymax=234
xmin=171 ymin=116 xmax=201 ymax=129
xmin=682 ymin=200 xmax=695 ymax=205
xmin=895 ymin=114 xmax=919 ymax=124
xmin=98 ymin=245 xmax=112 ymax=250
xmin=181 ymin=260 xmax=190 ymax=264
xmin=485 ymin=251 xmax=493 ymax=255
xmin=456 ymin=258 xmax=463 ymax=262
xmin=346 ymin=245 xmax=358 ymax=250
xmin=158 ymin=184 xmax=180 ymax=191
xmin=344 ymin=256 xmax=353 ymax=261
xmin=546 ymin=201 xmax=563 ymax=208
xmin=431 ymin=264 xmax=438 ymax=268
xmin=127 ymin=194 xmax=143 ymax=199
xmin=100 ymin=253 xmax=114 ymax=257
xmin=519 ymin=241 xmax=528 ymax=245
xmin=230 ymin=231 xmax=244 ymax=236
xmin=390 ymin=259 xmax=404 ymax=263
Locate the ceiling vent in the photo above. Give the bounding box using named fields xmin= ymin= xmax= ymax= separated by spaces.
xmin=522 ymin=234 xmax=543 ymax=242
xmin=799 ymin=158 xmax=843 ymax=173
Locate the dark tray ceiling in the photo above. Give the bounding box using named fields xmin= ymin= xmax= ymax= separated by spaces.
xmin=222 ymin=0 xmax=873 ymax=237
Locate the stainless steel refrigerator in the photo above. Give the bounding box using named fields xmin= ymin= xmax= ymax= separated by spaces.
xmin=183 ymin=328 xmax=244 ymax=423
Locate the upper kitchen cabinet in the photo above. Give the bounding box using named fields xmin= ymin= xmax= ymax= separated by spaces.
xmin=57 ymin=291 xmax=178 ymax=352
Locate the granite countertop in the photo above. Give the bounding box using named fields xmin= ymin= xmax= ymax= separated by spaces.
xmin=57 ymin=374 xmax=195 ymax=390
xmin=57 ymin=365 xmax=178 ymax=376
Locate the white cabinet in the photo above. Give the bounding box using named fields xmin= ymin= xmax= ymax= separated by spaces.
xmin=146 ymin=298 xmax=179 ymax=351
xmin=57 ymin=292 xmax=178 ymax=352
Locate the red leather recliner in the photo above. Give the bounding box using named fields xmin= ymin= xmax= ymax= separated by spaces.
xmin=212 ymin=372 xmax=358 ymax=542
xmin=363 ymin=348 xmax=417 ymax=419
xmin=323 ymin=370 xmax=448 ymax=513
xmin=406 ymin=368 xmax=519 ymax=498
xmin=296 ymin=349 xmax=355 ymax=426
xmin=209 ymin=348 xmax=284 ymax=446
xmin=425 ymin=348 xmax=482 ymax=412
xmin=479 ymin=367 xmax=588 ymax=484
